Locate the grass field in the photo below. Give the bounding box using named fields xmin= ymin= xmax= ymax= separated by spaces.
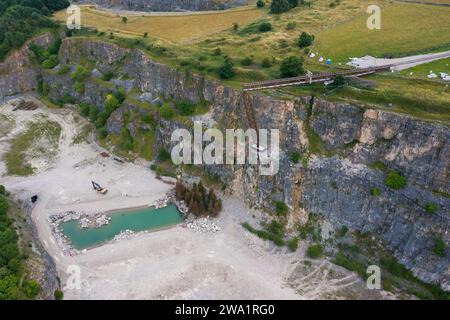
xmin=54 ymin=5 xmax=264 ymax=43
xmin=401 ymin=57 xmax=450 ymax=77
xmin=314 ymin=3 xmax=450 ymax=62
xmin=4 ymin=118 xmax=61 ymax=176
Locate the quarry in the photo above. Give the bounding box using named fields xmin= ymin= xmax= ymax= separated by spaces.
xmin=0 ymin=0 xmax=448 ymax=301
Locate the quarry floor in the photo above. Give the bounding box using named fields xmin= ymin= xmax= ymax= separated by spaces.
xmin=0 ymin=95 xmax=393 ymax=300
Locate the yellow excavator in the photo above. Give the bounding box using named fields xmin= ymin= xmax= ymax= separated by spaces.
xmin=92 ymin=181 xmax=108 ymax=195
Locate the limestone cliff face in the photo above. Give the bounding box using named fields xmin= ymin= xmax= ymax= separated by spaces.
xmin=76 ymin=0 xmax=248 ymax=11
xmin=0 ymin=33 xmax=55 ymax=99
xmin=1 ymin=37 xmax=449 ymax=290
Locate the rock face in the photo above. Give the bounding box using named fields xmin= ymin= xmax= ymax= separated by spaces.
xmin=76 ymin=0 xmax=248 ymax=11
xmin=0 ymin=32 xmax=55 ymax=100
xmin=1 ymin=37 xmax=449 ymax=291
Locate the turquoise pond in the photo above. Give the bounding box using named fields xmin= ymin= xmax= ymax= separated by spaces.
xmin=61 ymin=204 xmax=183 ymax=250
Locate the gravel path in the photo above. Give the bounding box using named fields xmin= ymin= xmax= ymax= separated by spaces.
xmin=348 ymin=50 xmax=450 ymax=71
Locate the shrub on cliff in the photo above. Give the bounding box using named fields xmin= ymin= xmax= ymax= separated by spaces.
xmin=433 ymin=237 xmax=446 ymax=257
xmin=160 ymin=104 xmax=175 ymax=120
xmin=71 ymin=65 xmax=90 ymax=82
xmin=384 ymin=171 xmax=407 ymax=190
xmin=425 ymin=202 xmax=439 ymax=214
xmin=307 ymin=244 xmax=324 ymax=258
xmin=275 ymin=201 xmax=288 ymax=217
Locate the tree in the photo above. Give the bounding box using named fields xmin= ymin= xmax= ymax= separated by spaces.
xmin=218 ymin=58 xmax=235 ymax=79
xmin=270 ymin=0 xmax=291 ymax=14
xmin=256 ymin=0 xmax=266 ymax=8
xmin=122 ymin=16 xmax=128 ymax=23
xmin=298 ymin=31 xmax=315 ymax=48
xmin=232 ymin=22 xmax=239 ymax=32
xmin=280 ymin=56 xmax=304 ymax=77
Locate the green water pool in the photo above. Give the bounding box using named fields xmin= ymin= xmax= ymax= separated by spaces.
xmin=61 ymin=204 xmax=183 ymax=250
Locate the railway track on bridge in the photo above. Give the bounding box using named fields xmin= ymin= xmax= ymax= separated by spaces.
xmin=243 ymin=65 xmax=393 ymax=91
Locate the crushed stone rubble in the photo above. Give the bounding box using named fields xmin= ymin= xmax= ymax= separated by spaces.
xmin=48 ymin=210 xmax=112 ymax=256
xmin=184 ymin=217 xmax=221 ymax=234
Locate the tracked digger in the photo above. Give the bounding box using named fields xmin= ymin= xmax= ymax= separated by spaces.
xmin=92 ymin=181 xmax=108 ymax=195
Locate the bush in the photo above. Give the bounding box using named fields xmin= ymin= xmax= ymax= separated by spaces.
xmin=122 ymin=16 xmax=128 ymax=23
xmin=0 ymin=185 xmax=6 ymax=196
xmin=232 ymin=22 xmax=239 ymax=32
xmin=258 ymin=22 xmax=272 ymax=32
xmin=334 ymin=252 xmax=367 ymax=278
xmin=370 ymin=187 xmax=381 ymax=197
xmin=306 ymin=244 xmax=323 ymax=259
xmin=73 ymin=82 xmax=85 ymax=94
xmin=175 ymin=100 xmax=196 ymax=116
xmin=218 ymin=58 xmax=235 ymax=79
xmin=280 ymin=56 xmax=304 ymax=77
xmin=291 ymin=151 xmax=300 ymax=163
xmin=261 ymin=58 xmax=272 ymax=68
xmin=286 ymin=21 xmax=297 ymax=30
xmin=160 ymin=104 xmax=175 ymax=120
xmin=158 ymin=149 xmax=171 ymax=162
xmin=54 ymin=289 xmax=64 ymax=300
xmin=71 ymin=65 xmax=89 ymax=82
xmin=384 ymin=171 xmax=407 ymax=190
xmin=119 ymin=128 xmax=134 ymax=150
xmin=88 ymin=105 xmax=98 ymax=122
xmin=241 ymin=57 xmax=253 ymax=66
xmin=275 ymin=201 xmax=288 ymax=216
xmin=332 ymin=75 xmax=346 ymax=88
xmin=425 ymin=202 xmax=438 ymax=214
xmin=257 ymin=0 xmax=266 ymax=8
xmin=336 ymin=225 xmax=349 ymax=238
xmin=287 ymin=237 xmax=298 ymax=252
xmin=79 ymin=103 xmax=91 ymax=117
xmin=212 ymin=48 xmax=222 ymax=56
xmin=101 ymin=71 xmax=114 ymax=81
xmin=42 ymin=55 xmax=58 ymax=69
xmin=98 ymin=127 xmax=108 ymax=139
xmin=433 ymin=237 xmax=446 ymax=257
xmin=0 ymin=196 xmax=9 ymax=215
xmin=57 ymin=64 xmax=70 ymax=75
xmin=298 ymin=32 xmax=315 ymax=48
xmin=24 ymin=280 xmax=40 ymax=298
